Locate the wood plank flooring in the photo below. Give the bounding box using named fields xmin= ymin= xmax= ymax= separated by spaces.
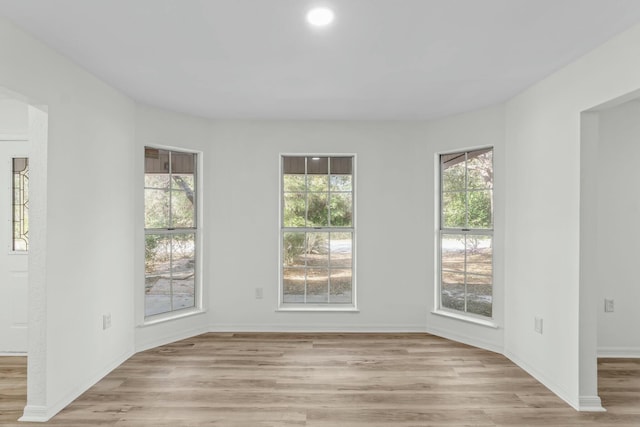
xmin=1 ymin=333 xmax=639 ymax=426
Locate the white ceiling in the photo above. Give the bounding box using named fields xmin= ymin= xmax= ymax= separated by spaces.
xmin=1 ymin=0 xmax=640 ymax=120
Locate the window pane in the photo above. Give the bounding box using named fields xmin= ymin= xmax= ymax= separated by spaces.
xmin=307 ymin=175 xmax=328 ymax=192
xmin=283 ymin=156 xmax=305 ymax=174
xmin=171 ymin=190 xmax=195 ymax=228
xmin=145 ymin=234 xmax=172 ymax=317
xmin=439 ymin=148 xmax=493 ymax=319
xmin=467 ymin=190 xmax=492 ymax=228
xmin=330 ymin=268 xmax=352 ymax=303
xmin=330 ymin=157 xmax=352 ymax=174
xmin=283 ymin=232 xmax=306 ymax=267
xmin=171 ymin=173 xmax=194 ymax=191
xmin=145 ymin=173 xmax=170 ymax=189
xmin=330 ymin=175 xmax=352 ymax=192
xmin=307 ymin=193 xmax=329 ymax=226
xmin=467 ymin=149 xmax=492 ymax=190
xmin=307 ymin=157 xmax=328 ymax=174
xmin=330 ymin=232 xmax=352 ymax=268
xmin=466 ymin=235 xmax=492 ymax=277
xmin=172 ymin=233 xmax=196 ymax=311
xmin=281 ymin=155 xmax=355 ymax=307
xmin=306 ymin=268 xmax=329 ymax=303
xmin=145 ymin=149 xmax=170 ymax=174
xmin=144 ymin=148 xmax=198 ymax=319
xmin=442 ymin=192 xmax=466 ymax=228
xmin=467 ymin=274 xmax=492 ymax=317
xmin=306 ymin=232 xmax=329 ymax=266
xmin=441 ymin=234 xmax=465 ymax=274
xmin=171 ymin=152 xmax=195 ymax=174
xmin=283 ymin=193 xmax=306 ymax=227
xmin=441 ymin=272 xmax=465 ymax=312
xmin=330 ymin=193 xmax=352 ymax=227
xmin=284 ymin=175 xmax=305 ymax=192
xmin=144 ymin=189 xmax=170 ymax=228
xmin=283 ymin=268 xmax=305 ymax=303
xmin=442 ymin=156 xmax=465 ymax=192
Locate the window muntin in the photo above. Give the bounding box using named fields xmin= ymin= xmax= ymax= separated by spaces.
xmin=12 ymin=157 xmax=28 ymax=252
xmin=144 ymin=148 xmax=197 ymax=318
xmin=281 ymin=156 xmax=354 ymax=305
xmin=439 ymin=148 xmax=493 ymax=318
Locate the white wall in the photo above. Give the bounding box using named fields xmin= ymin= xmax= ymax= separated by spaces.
xmin=133 ymin=103 xmax=506 ymax=352
xmin=0 ymin=13 xmax=507 ymax=419
xmin=591 ymin=101 xmax=640 ymax=357
xmin=505 ymin=21 xmax=640 ymax=410
xmin=5 ymin=3 xmax=640 ymax=419
xmin=423 ymin=107 xmax=505 ymax=353
xmin=0 ymin=17 xmax=136 ymax=421
xmin=0 ymin=97 xmax=28 ymax=135
xmin=207 ymin=106 xmax=505 ymax=353
xmin=134 ymin=104 xmax=212 ymax=351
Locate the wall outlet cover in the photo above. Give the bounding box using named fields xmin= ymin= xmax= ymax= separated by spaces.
xmin=534 ymin=317 xmax=543 ymax=334
xmin=604 ymin=299 xmax=614 ymax=312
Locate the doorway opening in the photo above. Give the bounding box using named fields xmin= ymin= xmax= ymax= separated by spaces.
xmin=580 ymin=90 xmax=640 ymax=411
xmin=0 ymin=86 xmax=48 ymax=423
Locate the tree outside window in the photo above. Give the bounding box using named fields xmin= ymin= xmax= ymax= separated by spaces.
xmin=440 ymin=148 xmax=493 ymax=318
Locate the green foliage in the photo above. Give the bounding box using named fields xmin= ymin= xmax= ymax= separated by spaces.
xmin=283 ymin=232 xmax=306 ymax=265
xmin=283 ymin=174 xmax=352 ymax=228
xmin=145 ymin=234 xmax=165 ymax=272
xmin=440 ymin=150 xmax=494 ymax=318
xmin=283 ymin=193 xmax=306 ymax=227
xmin=283 ymin=232 xmax=331 ymax=266
xmin=329 ymin=194 xmax=352 ymax=226
xmin=441 ymin=152 xmax=493 ymax=229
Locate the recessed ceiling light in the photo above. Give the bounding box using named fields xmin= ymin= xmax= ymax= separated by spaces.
xmin=306 ymin=7 xmax=334 ymax=27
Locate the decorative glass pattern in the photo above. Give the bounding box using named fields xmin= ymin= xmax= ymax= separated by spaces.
xmin=12 ymin=158 xmax=29 ymax=252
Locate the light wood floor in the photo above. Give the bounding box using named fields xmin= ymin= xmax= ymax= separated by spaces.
xmin=1 ymin=333 xmax=639 ymax=426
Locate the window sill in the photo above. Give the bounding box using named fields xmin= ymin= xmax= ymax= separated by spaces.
xmin=139 ymin=307 xmax=207 ymax=327
xmin=277 ymin=305 xmax=359 ymax=313
xmin=431 ymin=309 xmax=499 ymax=329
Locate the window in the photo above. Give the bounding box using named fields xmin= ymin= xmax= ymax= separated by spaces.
xmin=281 ymin=155 xmax=355 ymax=307
xmin=12 ymin=158 xmax=29 ymax=252
xmin=144 ymin=148 xmax=198 ymax=318
xmin=439 ymin=148 xmax=493 ymax=318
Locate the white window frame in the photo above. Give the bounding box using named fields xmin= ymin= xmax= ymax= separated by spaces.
xmin=434 ymin=146 xmax=496 ymax=327
xmin=10 ymin=156 xmax=29 ymax=253
xmin=2 ymin=137 xmax=29 ymax=255
xmin=278 ymin=153 xmax=358 ymax=312
xmin=142 ymin=145 xmax=204 ymax=325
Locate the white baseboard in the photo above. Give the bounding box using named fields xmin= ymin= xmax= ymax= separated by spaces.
xmin=578 ymin=395 xmax=606 ymax=412
xmin=504 ymin=350 xmax=579 ymax=411
xmin=135 ymin=325 xmax=209 ymax=353
xmin=425 ymin=325 xmax=503 ymax=354
xmin=0 ymin=351 xmax=27 ymax=356
xmin=597 ymin=347 xmax=640 ymax=358
xmin=208 ymin=323 xmax=427 ymax=333
xmin=20 ymin=349 xmax=133 ymax=422
xmin=19 ymin=405 xmax=49 ymax=422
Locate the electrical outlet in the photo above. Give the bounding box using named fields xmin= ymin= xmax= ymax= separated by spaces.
xmin=255 ymin=287 xmax=263 ymax=299
xmin=534 ymin=317 xmax=543 ymax=334
xmin=102 ymin=313 xmax=112 ymax=330
xmin=605 ymin=299 xmax=614 ymax=313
